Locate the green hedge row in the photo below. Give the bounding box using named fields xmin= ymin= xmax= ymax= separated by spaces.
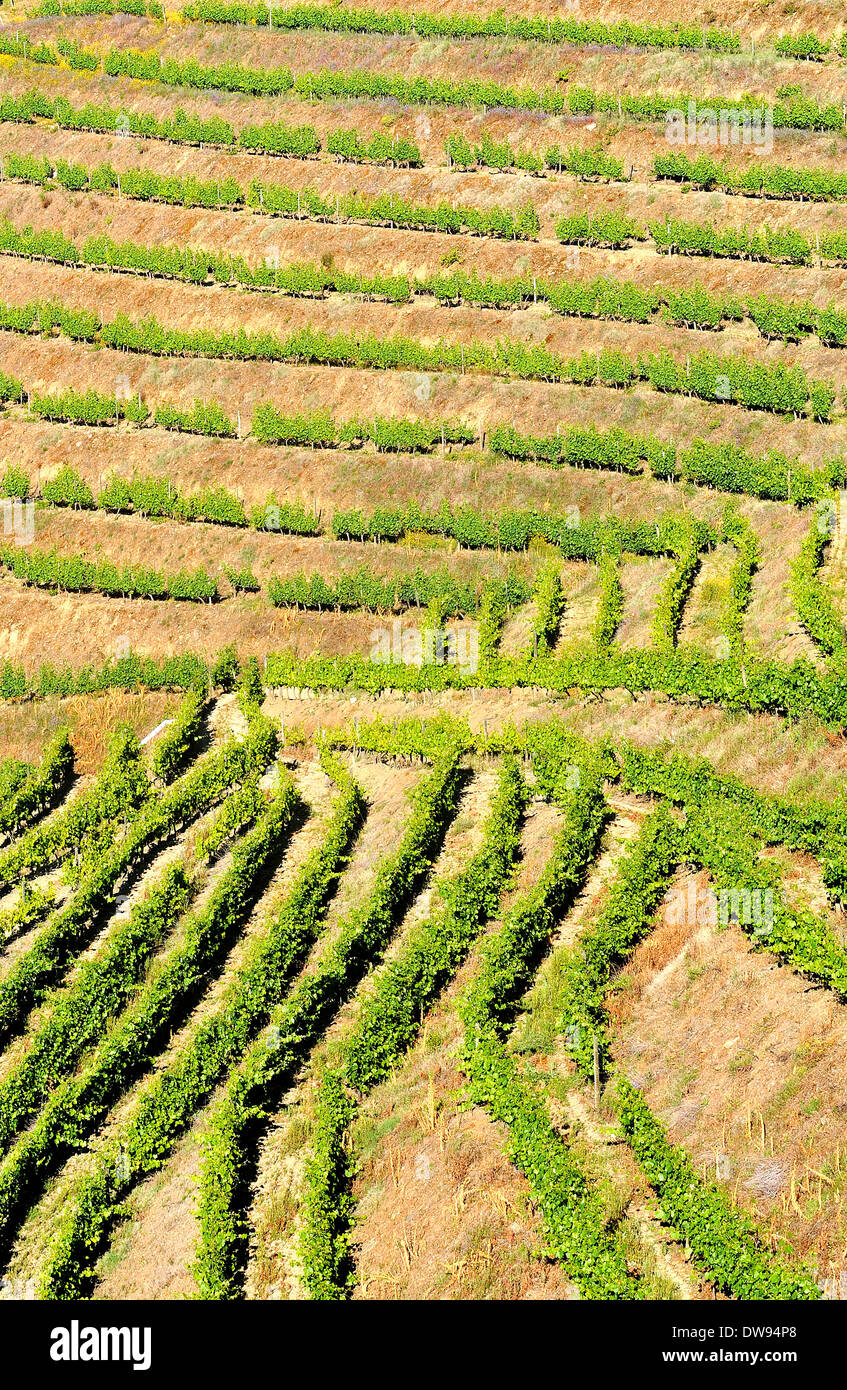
xmin=774 ymin=32 xmax=831 ymax=60
xmin=332 ymin=507 xmax=709 ymax=563
xmin=193 ymin=749 xmax=464 ymax=1298
xmin=253 ymin=405 xmax=474 ymax=452
xmin=0 ymin=883 xmax=56 ymax=950
xmin=0 ymin=541 xmax=220 ymax=603
xmin=182 ymin=1 xmax=740 ymax=54
xmin=301 ymin=759 xmax=528 ymax=1297
xmin=789 ymin=512 xmax=847 ymax=660
xmin=0 ymin=862 xmax=196 ymax=1158
xmin=5 ymin=34 xmax=832 ymax=133
xmin=8 ymin=623 xmax=847 ymax=730
xmin=0 ymin=725 xmax=148 ymax=890
xmin=652 ymin=215 xmax=847 ymax=269
xmin=461 ymin=774 xmax=650 ymax=1297
xmin=36 ymin=0 xmax=163 ymax=16
xmin=617 ymin=1079 xmax=820 ymax=1299
xmin=33 ymin=772 xmax=315 ymax=1298
xmin=530 ymin=563 xmax=565 ymax=656
xmin=266 ymin=566 xmax=530 ymax=618
xmin=557 ymin=806 xmax=682 ymax=1077
xmin=298 ymin=1071 xmax=356 ymax=1300
xmin=656 ymin=438 xmax=846 ymax=503
xmin=571 ymin=84 xmax=842 ymax=133
xmin=0 ymin=728 xmax=74 ymax=842
xmin=18 ymin=459 xmax=319 ymax=535
xmin=4 ymin=150 xmax=540 ymax=239
xmin=593 ymin=553 xmax=624 ymax=652
xmin=652 ymin=518 xmax=701 ymax=653
xmin=0 ymin=715 xmax=277 ymax=1053
xmin=0 ymin=652 xmax=213 ymax=700
xmin=262 ymin=640 xmax=847 ymax=729
xmin=446 ymin=133 xmax=625 ymax=180
xmin=655 ymin=150 xmax=847 ymax=203
xmin=2 ymin=295 xmax=836 ymax=420
xmin=0 ymin=86 xmax=420 ymax=164
xmin=151 ymin=690 xmax=210 ymax=784
xmin=719 ymin=511 xmax=760 ymax=659
xmin=347 ymin=759 xmax=526 ymax=1094
xmin=7 ymin=190 xmax=847 ymax=349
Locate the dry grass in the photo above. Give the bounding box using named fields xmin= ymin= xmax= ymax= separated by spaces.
xmin=0 ymin=0 xmax=846 ymax=1301
xmin=0 ymin=689 xmax=180 ymax=771
xmin=613 ymin=881 xmax=847 ymax=1273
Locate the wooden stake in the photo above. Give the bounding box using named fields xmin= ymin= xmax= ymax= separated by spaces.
xmin=593 ymin=1035 xmax=600 ymax=1108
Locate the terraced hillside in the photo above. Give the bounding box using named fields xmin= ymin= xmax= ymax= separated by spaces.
xmin=1 ymin=0 xmax=847 ymax=1305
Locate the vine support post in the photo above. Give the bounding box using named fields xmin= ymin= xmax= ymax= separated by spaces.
xmin=593 ymin=1035 xmax=600 ymax=1108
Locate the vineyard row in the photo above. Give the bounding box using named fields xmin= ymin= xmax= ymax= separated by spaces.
xmin=7 ymin=211 xmax=847 ymax=346
xmin=37 ymin=0 xmax=847 ymax=63
xmin=1 ymin=32 xmax=844 ymax=132
xmin=0 ymin=295 xmax=838 ymax=419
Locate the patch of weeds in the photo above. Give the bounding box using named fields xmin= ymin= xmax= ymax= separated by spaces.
xmin=275 ymin=1114 xmax=311 ymax=1158
xmin=422 ymin=1025 xmax=444 ymax=1054
xmin=668 ymin=1066 xmax=699 ymax=1106
xmin=353 ymin=1111 xmax=401 ymax=1161
xmin=768 ymin=1066 xmax=808 ymax=1112
xmin=536 ymin=1068 xmax=578 ymax=1104
xmin=253 ymin=1181 xmax=298 ymax=1292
